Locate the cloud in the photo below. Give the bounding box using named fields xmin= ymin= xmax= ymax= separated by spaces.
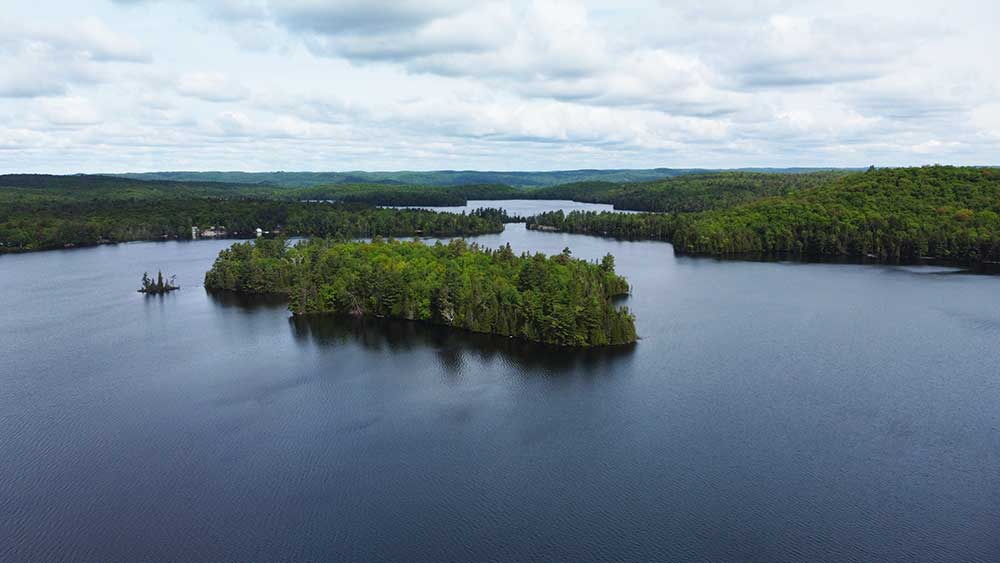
xmin=721 ymin=15 xmax=920 ymax=88
xmin=67 ymin=17 xmax=152 ymax=62
xmin=2 ymin=0 xmax=999 ymax=172
xmin=214 ymin=111 xmax=254 ymax=135
xmin=0 ymin=17 xmax=149 ymax=99
xmin=270 ymin=0 xmax=469 ymax=34
xmin=177 ymin=72 xmax=249 ymax=102
xmin=39 ymin=97 xmax=102 ymax=126
xmin=0 ymin=71 xmax=68 ymax=98
xmin=271 ymin=1 xmax=739 ymax=118
xmin=0 ymin=17 xmax=151 ymax=63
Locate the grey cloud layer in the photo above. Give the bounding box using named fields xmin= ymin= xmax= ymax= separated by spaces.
xmin=1 ymin=0 xmax=997 ymax=172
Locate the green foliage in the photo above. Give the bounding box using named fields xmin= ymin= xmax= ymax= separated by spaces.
xmin=0 ymin=174 xmax=279 ymax=201
xmin=529 ymin=171 xmax=847 ymax=212
xmin=670 ymin=166 xmax=1000 ymax=263
xmin=205 ymin=238 xmax=637 ymax=347
xmin=528 ymin=210 xmax=677 ymax=240
xmin=0 ymin=175 xmax=531 ymax=254
xmin=0 ymin=195 xmax=507 ymax=253
xmin=203 ymin=239 xmax=293 ymax=294
xmin=527 ymin=166 xmax=1000 ymax=265
xmin=114 ymin=168 xmax=709 ymax=188
xmin=293 ymin=183 xmax=521 ymax=206
xmin=138 ymin=270 xmax=178 ymax=294
xmin=0 ymin=174 xmax=523 ymax=207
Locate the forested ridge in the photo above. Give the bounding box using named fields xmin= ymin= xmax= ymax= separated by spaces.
xmin=527 ymin=166 xmax=1000 ymax=265
xmin=294 ymin=183 xmax=521 ymax=206
xmin=528 ymin=171 xmax=847 ymax=212
xmin=204 ymin=238 xmax=637 ymax=347
xmin=115 ymin=168 xmax=706 ymax=188
xmin=8 ymin=166 xmax=1000 ymax=266
xmin=0 ymin=174 xmax=519 ymax=206
xmin=0 ymin=198 xmax=507 ymax=253
xmin=0 ymin=174 xmax=278 ymax=201
xmin=0 ymin=170 xmax=846 ymax=213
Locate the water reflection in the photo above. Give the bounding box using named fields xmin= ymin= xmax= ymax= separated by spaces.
xmin=207 ymin=289 xmax=289 ymax=311
xmin=289 ymin=313 xmax=636 ymax=375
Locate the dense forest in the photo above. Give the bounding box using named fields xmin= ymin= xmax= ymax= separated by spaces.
xmin=204 ymin=238 xmax=637 ymax=347
xmin=293 ymin=183 xmax=521 ymax=206
xmin=0 ymin=174 xmax=278 ymax=201
xmin=8 ymin=166 xmax=1000 ymax=266
xmin=115 ymin=167 xmax=840 ymax=188
xmin=115 ymin=168 xmax=701 ymax=188
xmin=0 ymin=174 xmax=518 ymax=206
xmin=528 ymin=166 xmax=1000 ymax=265
xmin=528 ymin=210 xmax=676 ymax=240
xmin=529 ymin=171 xmax=847 ymax=212
xmin=0 ymin=170 xmax=846 ymax=215
xmin=0 ymin=197 xmax=508 ymax=253
xmin=295 ymin=171 xmax=845 ymax=211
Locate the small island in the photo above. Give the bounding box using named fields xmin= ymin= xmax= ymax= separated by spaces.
xmin=139 ymin=271 xmax=179 ymax=294
xmin=205 ymin=238 xmax=637 ymax=347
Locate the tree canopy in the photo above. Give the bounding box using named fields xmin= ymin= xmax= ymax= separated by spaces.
xmin=0 ymin=198 xmax=509 ymax=253
xmin=205 ymin=238 xmax=637 ymax=347
xmin=527 ymin=166 xmax=1000 ymax=265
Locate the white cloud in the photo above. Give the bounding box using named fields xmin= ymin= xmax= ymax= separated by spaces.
xmin=0 ymin=17 xmax=150 ymax=63
xmin=68 ymin=17 xmax=152 ymax=62
xmin=0 ymin=69 xmax=68 ymax=98
xmin=0 ymin=16 xmax=148 ymax=100
xmin=39 ymin=97 xmax=102 ymax=126
xmin=0 ymin=0 xmax=998 ymax=172
xmin=177 ymin=72 xmax=250 ymax=102
xmin=214 ymin=111 xmax=254 ymax=135
xmin=270 ymin=0 xmax=469 ymax=34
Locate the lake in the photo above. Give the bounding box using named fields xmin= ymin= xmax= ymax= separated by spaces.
xmin=2 ymin=201 xmax=999 ymax=562
xmin=385 ymin=198 xmax=641 ymax=216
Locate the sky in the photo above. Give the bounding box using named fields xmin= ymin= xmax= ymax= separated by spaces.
xmin=1 ymin=0 xmax=998 ymax=173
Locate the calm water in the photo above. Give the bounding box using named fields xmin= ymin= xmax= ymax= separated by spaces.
xmin=387 ymin=199 xmax=640 ymax=216
xmin=2 ymin=206 xmax=1000 ymax=562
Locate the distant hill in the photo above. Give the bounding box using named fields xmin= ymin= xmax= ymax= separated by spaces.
xmin=0 ymin=174 xmax=278 ymax=201
xmin=111 ymin=168 xmax=849 ymax=188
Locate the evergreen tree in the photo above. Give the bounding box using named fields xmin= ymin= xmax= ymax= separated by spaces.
xmin=205 ymin=238 xmax=637 ymax=347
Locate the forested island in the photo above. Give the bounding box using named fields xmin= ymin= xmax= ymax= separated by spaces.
xmin=139 ymin=271 xmax=179 ymax=294
xmin=204 ymin=238 xmax=637 ymax=347
xmin=527 ymin=166 xmax=1000 ymax=265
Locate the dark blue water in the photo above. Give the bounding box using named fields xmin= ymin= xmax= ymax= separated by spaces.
xmin=388 ymin=199 xmax=638 ymax=216
xmin=2 ymin=213 xmax=1000 ymax=562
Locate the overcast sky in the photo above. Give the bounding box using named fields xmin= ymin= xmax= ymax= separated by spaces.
xmin=1 ymin=0 xmax=998 ymax=173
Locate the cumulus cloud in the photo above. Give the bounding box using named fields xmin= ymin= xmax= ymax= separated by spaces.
xmin=0 ymin=17 xmax=150 ymax=63
xmin=0 ymin=16 xmax=149 ymax=100
xmin=39 ymin=97 xmax=102 ymax=126
xmin=177 ymin=72 xmax=250 ymax=102
xmin=214 ymin=111 xmax=254 ymax=135
xmin=0 ymin=70 xmax=68 ymax=98
xmin=64 ymin=17 xmax=152 ymax=62
xmin=1 ymin=0 xmax=998 ymax=172
xmin=270 ymin=0 xmax=469 ymax=34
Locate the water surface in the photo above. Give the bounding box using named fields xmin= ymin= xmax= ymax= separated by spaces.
xmin=388 ymin=199 xmax=638 ymax=216
xmin=2 ymin=206 xmax=999 ymax=562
